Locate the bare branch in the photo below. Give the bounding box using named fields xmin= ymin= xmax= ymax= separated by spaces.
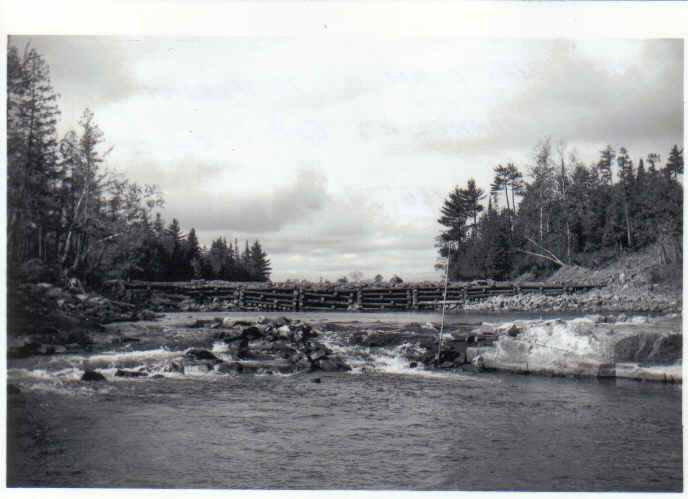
xmin=515 ymin=248 xmax=564 ymax=266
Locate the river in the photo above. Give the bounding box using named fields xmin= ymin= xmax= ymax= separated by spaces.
xmin=6 ymin=311 xmax=683 ymax=491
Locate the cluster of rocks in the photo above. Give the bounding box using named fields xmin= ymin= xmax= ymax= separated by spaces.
xmin=459 ymin=290 xmax=681 ymax=314
xmin=343 ymin=326 xmax=498 ymax=371
xmin=80 ymin=316 xmax=351 ymax=382
xmin=211 ymin=316 xmax=351 ymax=373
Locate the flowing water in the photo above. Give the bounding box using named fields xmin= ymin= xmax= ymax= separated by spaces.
xmin=6 ymin=311 xmax=683 ymax=491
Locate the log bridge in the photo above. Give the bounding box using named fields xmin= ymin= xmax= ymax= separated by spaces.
xmin=113 ymin=280 xmax=600 ymax=312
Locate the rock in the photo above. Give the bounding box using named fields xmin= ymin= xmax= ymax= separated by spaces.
xmin=309 ymin=348 xmax=330 ymax=361
xmin=311 ymin=378 xmax=322 ymax=384
xmin=115 ymin=369 xmax=148 ymax=378
xmin=361 ymin=332 xmax=402 ymax=348
xmin=185 ymin=348 xmax=221 ymax=363
xmin=507 ymin=325 xmax=521 ymax=337
xmin=466 ymin=346 xmax=493 ymax=363
xmin=273 ymin=316 xmax=292 ymax=327
xmin=163 ymin=359 xmax=185 ymax=374
xmin=236 ymin=338 xmax=250 ymax=359
xmin=409 ymin=362 xmax=418 ymax=368
xmin=313 ymin=356 xmax=351 ymax=372
xmin=8 ymin=384 xmax=21 ymax=395
xmin=81 ymin=370 xmax=107 ymax=382
xmin=215 ymin=362 xmax=245 ymax=375
xmin=471 ymin=355 xmax=485 ymax=371
xmin=241 ymin=326 xmax=264 ymax=340
xmin=276 ymin=325 xmax=292 ymax=339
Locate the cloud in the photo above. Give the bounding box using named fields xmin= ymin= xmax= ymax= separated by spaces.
xmin=10 ymin=36 xmax=145 ymax=110
xmin=422 ymin=39 xmax=683 ymax=158
xmin=161 ymin=169 xmax=330 ymax=232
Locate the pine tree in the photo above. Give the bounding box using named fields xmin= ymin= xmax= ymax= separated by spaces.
xmin=462 ymin=178 xmax=485 ymax=238
xmin=437 ymin=186 xmax=469 ymax=265
xmin=249 ymin=240 xmax=272 ymax=281
xmin=665 ymin=145 xmax=683 ymax=179
xmin=597 ymin=145 xmax=616 ymax=184
xmin=7 ymin=42 xmax=61 ymax=263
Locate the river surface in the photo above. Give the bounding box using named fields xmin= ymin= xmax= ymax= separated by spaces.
xmin=7 ymin=311 xmax=683 ymax=491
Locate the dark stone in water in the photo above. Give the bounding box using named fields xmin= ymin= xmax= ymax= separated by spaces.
xmin=115 ymin=369 xmax=148 ymax=378
xmin=8 ymin=383 xmax=21 ymax=395
xmin=185 ymin=349 xmax=221 ymax=363
xmin=241 ymin=326 xmax=264 ymax=340
xmin=311 ymin=378 xmax=321 ymax=384
xmin=81 ymin=370 xmax=107 ymax=382
xmin=409 ymin=362 xmax=418 ymax=368
xmin=507 ymin=325 xmax=521 ymax=337
xmin=215 ymin=362 xmax=244 ymax=375
xmin=312 ymin=356 xmax=351 ymax=372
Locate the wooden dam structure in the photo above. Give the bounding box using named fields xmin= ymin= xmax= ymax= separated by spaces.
xmin=114 ymin=280 xmax=600 ymax=312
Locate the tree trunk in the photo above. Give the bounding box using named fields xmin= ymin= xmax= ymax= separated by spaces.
xmin=624 ymin=198 xmax=632 ymax=248
xmin=539 ymin=205 xmax=543 ymax=241
xmin=566 ymin=220 xmax=572 ymax=264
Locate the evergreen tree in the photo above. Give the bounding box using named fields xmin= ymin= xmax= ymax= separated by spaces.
xmin=462 ymin=178 xmax=485 ymax=238
xmin=665 ymin=145 xmax=683 ymax=179
xmin=597 ymin=145 xmax=616 ymax=184
xmin=7 ymin=43 xmax=61 ymax=263
xmin=437 ymin=186 xmax=469 ymax=268
xmin=248 ymin=240 xmax=272 ymax=281
xmin=185 ymin=228 xmax=202 ymax=279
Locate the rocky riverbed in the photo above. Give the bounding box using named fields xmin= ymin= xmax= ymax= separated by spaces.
xmin=456 ymin=288 xmax=681 ymax=314
xmin=7 ymin=275 xmax=682 ymax=384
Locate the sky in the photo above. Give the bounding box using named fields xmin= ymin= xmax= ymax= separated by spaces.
xmin=8 ymin=35 xmax=683 ymax=282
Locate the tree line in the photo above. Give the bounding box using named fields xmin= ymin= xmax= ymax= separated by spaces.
xmin=7 ymin=42 xmax=271 ymax=286
xmin=438 ymin=138 xmax=683 ymax=281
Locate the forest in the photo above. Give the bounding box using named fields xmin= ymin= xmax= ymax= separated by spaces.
xmin=437 ymin=139 xmax=683 ymax=281
xmin=7 ymin=43 xmax=272 ymax=286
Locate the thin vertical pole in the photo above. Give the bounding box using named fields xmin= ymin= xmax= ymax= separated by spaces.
xmin=436 ymin=242 xmax=451 ymax=365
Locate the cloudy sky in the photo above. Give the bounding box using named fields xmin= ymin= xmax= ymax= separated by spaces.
xmin=9 ymin=35 xmax=683 ymax=282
